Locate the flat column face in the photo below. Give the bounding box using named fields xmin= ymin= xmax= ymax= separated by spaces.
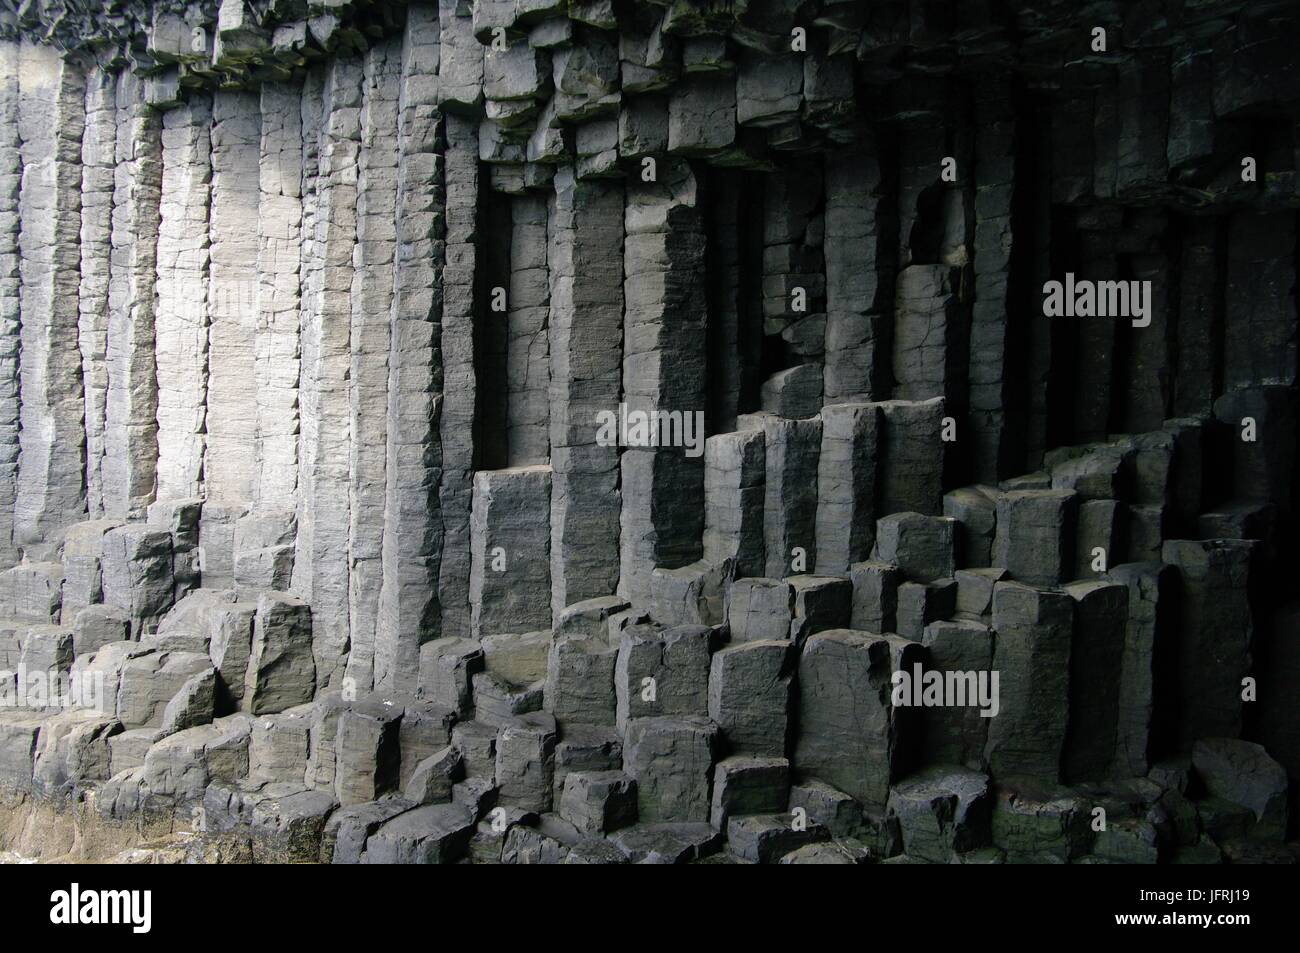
xmin=347 ymin=39 xmax=401 ymax=691
xmin=254 ymin=82 xmax=303 ymax=511
xmin=436 ymin=112 xmax=479 ymax=639
xmin=0 ymin=44 xmax=22 ymax=566
xmin=549 ymin=169 xmax=623 ymax=618
xmin=293 ymin=57 xmax=362 ymax=691
xmin=374 ymin=2 xmax=444 ymax=696
xmin=77 ymin=70 xmax=117 ymax=523
xmin=469 ymin=465 xmax=552 ymax=638
xmin=14 ymin=40 xmax=86 ymax=548
xmin=205 ymin=88 xmax=261 ymax=505
xmin=618 ymin=159 xmax=707 ymax=607
xmin=154 ymin=95 xmax=212 ymax=504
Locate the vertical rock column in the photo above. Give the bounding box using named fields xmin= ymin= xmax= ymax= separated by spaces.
xmin=705 ymin=171 xmax=744 ymax=434
xmin=103 ymin=72 xmax=162 ymax=522
xmin=984 ymin=581 xmax=1073 ymax=781
xmin=254 ymin=82 xmax=303 ymax=509
xmin=893 ymin=97 xmax=971 ymax=419
xmin=759 ymin=159 xmax=826 ymax=417
xmin=823 ymin=136 xmax=890 ymax=404
xmin=1172 ymin=219 xmax=1222 ymax=418
xmin=206 ymin=90 xmax=261 ymax=504
xmin=469 ymin=466 xmax=552 ymax=638
xmin=815 ymin=402 xmax=880 ymax=574
xmin=969 ymin=76 xmax=1018 ymax=482
xmin=619 ymin=159 xmax=707 ymax=607
xmin=294 ymin=59 xmax=362 ymax=689
xmin=154 ymin=95 xmax=212 ymax=502
xmin=375 ymin=5 xmax=443 ymax=695
xmin=548 ymin=167 xmax=624 ymax=617
xmin=0 ymin=43 xmax=22 ymax=565
xmin=77 ymin=69 xmax=116 ymax=521
xmin=14 ymin=40 xmax=86 ymax=548
xmin=506 ymin=193 xmax=549 ymax=465
xmin=437 ymin=113 xmax=480 ymax=637
xmin=762 ymin=415 xmax=822 ymax=579
xmin=1125 ymin=230 xmax=1174 ymax=433
xmin=347 ymin=40 xmax=400 ymax=688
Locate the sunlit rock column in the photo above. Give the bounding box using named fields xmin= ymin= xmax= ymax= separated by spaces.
xmin=0 ymin=42 xmax=22 ymax=566
xmin=154 ymin=94 xmax=212 ymax=501
xmin=437 ymin=112 xmax=480 ymax=638
xmin=294 ymin=58 xmax=362 ymax=689
xmin=15 ymin=40 xmax=86 ymax=549
xmin=347 ymin=39 xmax=400 ymax=688
xmin=206 ymin=89 xmax=261 ymax=504
xmin=254 ymin=82 xmax=303 ymax=509
xmin=103 ymin=72 xmax=162 ymax=522
xmin=549 ymin=168 xmax=624 ymax=617
xmin=619 ymin=159 xmax=707 ymax=607
xmin=375 ymin=4 xmax=443 ymax=694
xmin=77 ymin=68 xmax=116 ymax=521
xmin=824 ymin=135 xmax=890 ymax=404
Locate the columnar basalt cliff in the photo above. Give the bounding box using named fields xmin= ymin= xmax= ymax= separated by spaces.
xmin=0 ymin=0 xmax=1296 ymax=865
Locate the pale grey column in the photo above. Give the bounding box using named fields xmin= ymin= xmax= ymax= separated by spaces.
xmin=375 ymin=3 xmax=443 ymax=695
xmin=15 ymin=40 xmax=86 ymax=548
xmin=254 ymin=82 xmax=303 ymax=509
xmin=968 ymin=77 xmax=1017 ymax=482
xmin=103 ymin=71 xmax=162 ymax=522
xmin=346 ymin=39 xmax=400 ymax=689
xmin=548 ymin=167 xmax=623 ymax=617
xmin=437 ymin=112 xmax=480 ymax=637
xmin=507 ymin=193 xmax=550 ymax=466
xmin=77 ymin=68 xmax=116 ymax=521
xmin=205 ymin=89 xmax=260 ymax=504
xmin=619 ymin=159 xmax=706 ymax=607
xmin=293 ymin=58 xmax=361 ymax=689
xmin=154 ymin=94 xmax=212 ymax=502
xmin=824 ymin=137 xmax=890 ymax=404
xmin=0 ymin=42 xmax=23 ymax=566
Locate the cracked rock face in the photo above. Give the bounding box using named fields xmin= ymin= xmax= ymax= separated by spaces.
xmin=0 ymin=0 xmax=1297 ymax=866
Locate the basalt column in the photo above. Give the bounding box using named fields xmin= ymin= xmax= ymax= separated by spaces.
xmin=549 ymin=167 xmax=624 ymax=618
xmin=14 ymin=40 xmax=86 ymax=549
xmin=206 ymin=89 xmax=261 ymax=505
xmin=294 ymin=58 xmax=362 ymax=689
xmin=375 ymin=4 xmax=443 ymax=695
xmin=103 ymin=71 xmax=162 ymax=522
xmin=969 ymin=75 xmax=1021 ymax=482
xmin=505 ymin=193 xmax=550 ymax=467
xmin=824 ymin=132 xmax=892 ymax=406
xmin=78 ymin=69 xmax=116 ymax=521
xmin=253 ymin=82 xmax=304 ymax=510
xmin=436 ymin=112 xmax=480 ymax=639
xmin=347 ymin=40 xmax=400 ymax=689
xmin=154 ymin=94 xmax=212 ymax=502
xmin=0 ymin=43 xmax=22 ymax=565
xmin=619 ymin=159 xmax=707 ymax=608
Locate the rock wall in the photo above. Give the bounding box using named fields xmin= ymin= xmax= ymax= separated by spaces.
xmin=0 ymin=0 xmax=1297 ymax=865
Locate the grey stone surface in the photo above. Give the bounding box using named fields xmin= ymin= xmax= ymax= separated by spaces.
xmin=984 ymin=583 xmax=1073 ymax=781
xmin=469 ymin=465 xmax=552 ymax=638
xmin=245 ymin=592 xmax=315 ymax=715
xmin=1161 ymin=539 xmax=1255 ymax=747
xmin=708 ymin=640 xmax=792 ymax=759
xmin=794 ymin=629 xmax=894 ymax=808
xmin=615 ymin=624 xmax=711 ymax=731
xmin=623 ymin=716 xmax=718 ymax=824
